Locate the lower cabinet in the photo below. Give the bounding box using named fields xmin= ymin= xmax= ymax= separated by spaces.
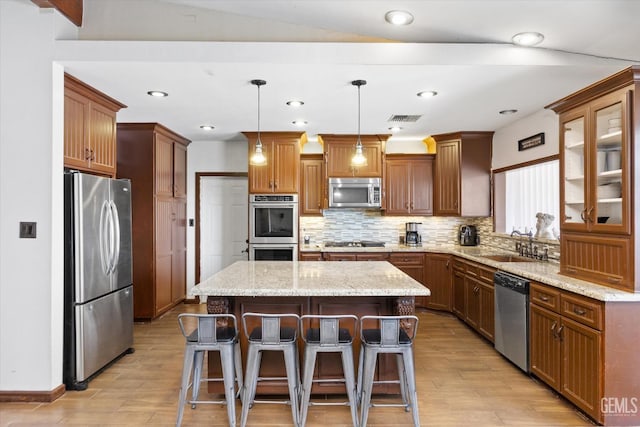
xmin=424 ymin=253 xmax=452 ymax=311
xmin=299 ymin=251 xmax=323 ymax=261
xmin=388 ymin=253 xmax=427 ymax=306
xmin=530 ymin=282 xmax=603 ymax=422
xmin=323 ymin=252 xmax=389 ymax=261
xmin=452 ymin=257 xmax=495 ymax=342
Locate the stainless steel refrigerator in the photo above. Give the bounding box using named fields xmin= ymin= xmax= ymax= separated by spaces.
xmin=63 ymin=171 xmax=134 ymax=390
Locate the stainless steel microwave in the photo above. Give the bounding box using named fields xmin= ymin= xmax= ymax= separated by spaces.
xmin=328 ymin=177 xmax=381 ymax=208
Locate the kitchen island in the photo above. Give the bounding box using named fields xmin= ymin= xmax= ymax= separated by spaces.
xmin=190 ymin=260 xmax=430 ymax=395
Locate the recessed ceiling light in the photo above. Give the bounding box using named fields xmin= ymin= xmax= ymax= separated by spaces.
xmin=286 ymin=100 xmax=304 ymax=107
xmin=499 ymin=109 xmax=518 ymax=115
xmin=200 ymin=125 xmax=215 ymax=130
xmin=417 ymin=91 xmax=438 ymax=98
xmin=292 ymin=120 xmax=307 ymax=127
xmin=512 ymin=32 xmax=544 ymax=47
xmin=147 ymin=90 xmax=168 ymax=97
xmin=385 ymin=10 xmax=414 ymax=26
xmin=388 ymin=126 xmax=402 ymax=133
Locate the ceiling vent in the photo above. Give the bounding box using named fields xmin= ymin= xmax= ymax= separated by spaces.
xmin=388 ymin=114 xmax=422 ymax=123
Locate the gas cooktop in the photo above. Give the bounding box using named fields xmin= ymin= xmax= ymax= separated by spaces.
xmin=323 ymin=240 xmax=385 ymax=248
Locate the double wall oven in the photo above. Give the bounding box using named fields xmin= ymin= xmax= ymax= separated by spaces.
xmin=249 ymin=194 xmax=298 ymax=261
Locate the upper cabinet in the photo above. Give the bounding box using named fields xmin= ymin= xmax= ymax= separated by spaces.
xmin=300 ymin=154 xmax=324 ymax=216
xmin=64 ymin=73 xmax=126 ymax=177
xmin=431 ymin=132 xmax=493 ymax=217
xmin=546 ymin=66 xmax=639 ymax=292
xmin=320 ymin=134 xmax=388 ymax=178
xmin=385 ymin=154 xmax=434 ymax=216
xmin=244 ymin=132 xmax=303 ymax=194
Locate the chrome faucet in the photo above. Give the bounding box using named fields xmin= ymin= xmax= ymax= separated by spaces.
xmin=510 ymin=230 xmax=533 ymax=257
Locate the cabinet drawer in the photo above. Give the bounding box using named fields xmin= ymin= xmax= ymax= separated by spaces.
xmin=357 ymin=253 xmax=389 ymax=261
xmin=452 ymin=258 xmax=466 ymax=272
xmin=561 ymin=293 xmax=603 ymax=330
xmin=530 ymin=283 xmax=561 ymax=312
xmin=477 ymin=265 xmax=495 ymax=285
xmin=389 ymin=253 xmax=424 ymax=265
xmin=465 ymin=263 xmax=479 ymax=277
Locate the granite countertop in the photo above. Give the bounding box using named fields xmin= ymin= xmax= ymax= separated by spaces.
xmin=300 ymin=243 xmax=640 ymax=302
xmin=190 ymin=261 xmax=431 ymax=298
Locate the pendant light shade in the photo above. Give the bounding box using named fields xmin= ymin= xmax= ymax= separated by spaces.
xmin=250 ymin=79 xmax=267 ymax=166
xmin=351 ymin=80 xmax=368 ymax=167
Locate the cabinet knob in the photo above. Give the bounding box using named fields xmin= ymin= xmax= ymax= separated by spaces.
xmin=540 ymin=295 xmax=549 ymax=302
xmin=573 ymin=307 xmax=587 ymax=316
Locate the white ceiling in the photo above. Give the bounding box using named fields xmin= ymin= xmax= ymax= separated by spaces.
xmin=58 ymin=0 xmax=640 ymax=143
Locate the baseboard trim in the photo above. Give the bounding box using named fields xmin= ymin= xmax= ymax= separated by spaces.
xmin=0 ymin=383 xmax=65 ymax=402
xmin=183 ymin=297 xmax=199 ymax=304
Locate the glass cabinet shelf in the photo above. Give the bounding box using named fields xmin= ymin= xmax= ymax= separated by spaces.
xmin=566 ymin=141 xmax=585 ymax=150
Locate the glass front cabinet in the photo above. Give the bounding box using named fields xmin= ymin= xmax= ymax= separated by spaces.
xmin=560 ymin=88 xmax=630 ymax=234
xmin=548 ymin=66 xmax=638 ymax=293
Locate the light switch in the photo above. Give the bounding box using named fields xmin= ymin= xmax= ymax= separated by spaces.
xmin=188 ymin=218 xmax=194 ymax=227
xmin=19 ymin=222 xmax=37 ymax=238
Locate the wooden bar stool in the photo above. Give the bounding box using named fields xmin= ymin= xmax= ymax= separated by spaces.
xmin=176 ymin=313 xmax=243 ymax=427
xmin=357 ymin=315 xmax=420 ymax=427
xmin=240 ymin=313 xmax=301 ymax=427
xmin=299 ymin=314 xmax=359 ymax=427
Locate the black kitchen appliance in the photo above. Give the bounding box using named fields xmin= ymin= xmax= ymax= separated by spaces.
xmin=459 ymin=225 xmax=479 ymax=246
xmin=405 ymin=222 xmax=422 ymax=246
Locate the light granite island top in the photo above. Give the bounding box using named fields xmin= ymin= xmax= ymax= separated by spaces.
xmin=190 ymin=260 xmax=431 ymax=297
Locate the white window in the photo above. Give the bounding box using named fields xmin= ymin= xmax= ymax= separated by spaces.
xmin=494 ymin=159 xmax=560 ymax=237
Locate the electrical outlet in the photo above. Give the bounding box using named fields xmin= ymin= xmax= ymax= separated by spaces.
xmin=188 ymin=218 xmax=194 ymax=227
xmin=19 ymin=222 xmax=37 ymax=238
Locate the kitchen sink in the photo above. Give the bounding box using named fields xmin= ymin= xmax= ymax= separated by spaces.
xmin=480 ymin=254 xmax=535 ymax=263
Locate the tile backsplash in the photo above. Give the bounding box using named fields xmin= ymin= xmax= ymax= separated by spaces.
xmin=300 ymin=209 xmax=492 ymax=245
xmin=300 ymin=209 xmax=561 ymax=261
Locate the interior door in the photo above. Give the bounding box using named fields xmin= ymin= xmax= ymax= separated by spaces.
xmin=199 ymin=176 xmax=248 ymax=281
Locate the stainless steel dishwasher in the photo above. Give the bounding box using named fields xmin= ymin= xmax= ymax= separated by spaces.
xmin=494 ymin=270 xmax=530 ymax=373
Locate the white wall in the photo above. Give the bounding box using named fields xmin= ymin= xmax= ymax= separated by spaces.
xmin=0 ymin=2 xmax=75 ymax=391
xmin=186 ymin=139 xmax=248 ymax=296
xmin=492 ymin=109 xmax=559 ymax=169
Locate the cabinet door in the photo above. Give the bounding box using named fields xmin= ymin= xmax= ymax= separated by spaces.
xmin=588 ymin=89 xmax=630 ymax=234
xmin=64 ymin=89 xmax=90 ymax=170
xmin=478 ymin=282 xmax=494 ymax=342
xmin=409 ymin=158 xmax=434 ymax=215
xmin=155 ymin=197 xmax=174 ymax=314
xmin=300 ymin=158 xmax=323 ymax=215
xmin=273 ymin=138 xmax=300 ymax=193
xmin=385 ymin=159 xmax=410 ymax=214
xmin=155 ymin=133 xmax=175 ymax=197
xmin=173 ymin=143 xmax=187 ymax=198
xmin=465 ymin=276 xmax=481 ymax=329
xmin=172 ymin=200 xmax=187 ymax=304
xmin=452 ymin=269 xmax=466 ymax=318
xmin=424 ymin=254 xmax=451 ymax=311
xmin=434 ymin=140 xmax=461 ymax=215
xmin=249 ymin=139 xmax=273 ymax=193
xmin=325 ymin=139 xmax=383 ymax=178
xmin=88 ymin=102 xmax=117 ymax=175
xmin=561 ymin=106 xmax=589 ymax=231
xmin=560 ymin=317 xmax=602 ymax=420
xmin=530 ymin=304 xmax=561 ymax=391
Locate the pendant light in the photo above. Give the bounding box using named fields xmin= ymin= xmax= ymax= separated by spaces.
xmin=250 ymin=79 xmax=267 ymax=166
xmin=351 ymin=79 xmax=368 ymax=167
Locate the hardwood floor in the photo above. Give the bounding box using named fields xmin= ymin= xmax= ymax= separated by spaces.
xmin=0 ymin=303 xmax=594 ymax=426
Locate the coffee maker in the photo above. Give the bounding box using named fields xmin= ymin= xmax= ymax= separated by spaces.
xmin=405 ymin=222 xmax=422 ymax=246
xmin=459 ymin=225 xmax=479 ymax=246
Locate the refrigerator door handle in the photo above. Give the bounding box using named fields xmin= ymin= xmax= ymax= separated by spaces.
xmin=99 ymin=200 xmax=111 ymax=275
xmin=108 ymin=200 xmax=121 ymax=274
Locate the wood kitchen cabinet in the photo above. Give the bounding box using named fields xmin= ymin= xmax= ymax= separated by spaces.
xmin=323 ymin=252 xmax=389 ymax=262
xmin=529 ymin=283 xmax=602 ymax=422
xmin=423 ymin=253 xmax=452 ymax=311
xmin=431 ymin=132 xmax=493 ymax=216
xmin=64 ymin=73 xmax=126 ymax=176
xmin=300 ymin=154 xmax=323 ymax=216
xmin=116 ymin=123 xmax=191 ymax=320
xmin=299 ymin=251 xmax=323 ymax=261
xmin=319 ymin=134 xmax=389 ymax=178
xmin=389 ymin=253 xmax=426 ymax=306
xmin=384 ymin=154 xmax=434 ymax=215
xmin=244 ymin=132 xmax=303 ymax=194
xmin=546 ymin=66 xmax=639 ymax=292
xmin=451 ymin=257 xmax=495 ymax=342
